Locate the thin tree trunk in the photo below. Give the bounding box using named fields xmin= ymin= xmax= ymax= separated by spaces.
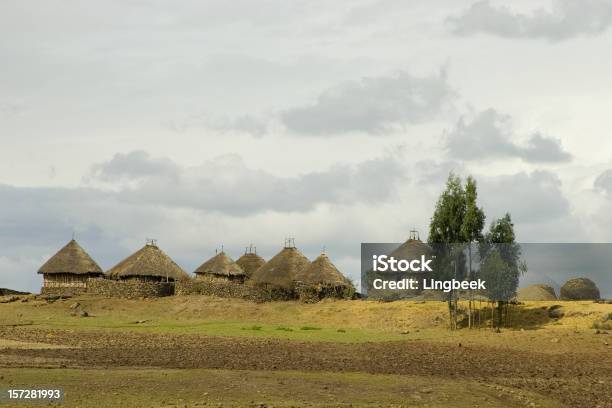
xmin=467 ymin=244 xmax=472 ymax=329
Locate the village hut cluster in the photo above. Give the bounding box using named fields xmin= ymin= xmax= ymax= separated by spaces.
xmin=38 ymin=236 xmax=603 ymax=302
xmin=38 ymin=238 xmax=356 ymax=302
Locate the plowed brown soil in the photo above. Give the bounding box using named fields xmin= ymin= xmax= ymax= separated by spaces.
xmin=1 ymin=327 xmax=610 ymax=408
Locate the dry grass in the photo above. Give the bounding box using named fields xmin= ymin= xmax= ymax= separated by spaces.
xmin=1 ymin=295 xmax=609 ymax=351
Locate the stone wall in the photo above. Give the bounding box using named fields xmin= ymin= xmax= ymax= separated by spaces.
xmin=41 ymin=286 xmax=87 ymax=297
xmin=175 ymin=279 xmax=293 ymax=302
xmin=86 ymin=278 xmax=174 ymax=298
xmin=295 ymin=283 xmax=356 ymax=303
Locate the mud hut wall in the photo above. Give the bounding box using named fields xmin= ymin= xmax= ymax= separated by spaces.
xmin=43 ymin=273 xmax=89 ymax=288
xmin=86 ymin=277 xmax=174 ymax=298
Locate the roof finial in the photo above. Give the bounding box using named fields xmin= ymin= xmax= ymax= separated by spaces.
xmin=284 ymin=237 xmax=295 ymax=248
xmin=321 ymin=245 xmax=326 ymax=255
xmin=409 ymin=229 xmax=420 ymax=241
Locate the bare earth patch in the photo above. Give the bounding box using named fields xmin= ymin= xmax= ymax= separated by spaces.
xmin=0 ymin=327 xmax=610 ymax=407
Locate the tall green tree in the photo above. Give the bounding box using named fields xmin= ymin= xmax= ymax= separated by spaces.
xmin=461 ymin=176 xmax=485 ymax=250
xmin=428 ymin=173 xmax=466 ymax=244
xmin=479 ymin=213 xmax=526 ymax=328
xmin=428 ymin=173 xmax=470 ymax=329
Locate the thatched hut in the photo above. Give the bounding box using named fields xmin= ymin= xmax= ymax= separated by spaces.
xmin=560 ymin=277 xmax=600 ymax=300
xmin=194 ymin=251 xmax=246 ymax=283
xmin=388 ymin=236 xmax=434 ymax=262
xmin=517 ymin=284 xmax=558 ymax=301
xmin=250 ymin=244 xmax=310 ymax=298
xmin=295 ymin=253 xmax=355 ymax=302
xmin=107 ymin=242 xmax=189 ymax=282
xmin=366 ymin=235 xmax=433 ymax=299
xmin=38 ymin=239 xmax=103 ymax=294
xmin=236 ymin=247 xmax=266 ymax=278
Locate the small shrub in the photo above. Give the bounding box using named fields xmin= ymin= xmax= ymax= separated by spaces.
xmin=242 ymin=325 xmax=262 ymax=331
xmin=593 ymin=321 xmax=612 ymax=330
xmin=337 ymin=329 xmax=346 ymax=333
xmin=300 ymin=326 xmax=322 ymax=331
xmin=276 ymin=326 xmax=293 ymax=332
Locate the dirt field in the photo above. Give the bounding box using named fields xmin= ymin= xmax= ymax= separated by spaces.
xmin=0 ymin=295 xmax=610 ymax=407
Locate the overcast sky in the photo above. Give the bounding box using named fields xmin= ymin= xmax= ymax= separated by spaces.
xmin=2 ymin=0 xmax=612 ymax=293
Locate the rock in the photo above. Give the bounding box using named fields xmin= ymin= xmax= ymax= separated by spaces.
xmin=79 ymin=310 xmax=89 ymax=317
xmin=560 ymin=278 xmax=600 ymax=300
xmin=69 ymin=302 xmax=80 ymax=309
xmin=548 ymin=306 xmax=565 ymax=319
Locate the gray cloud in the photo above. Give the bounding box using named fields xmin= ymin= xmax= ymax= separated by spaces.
xmin=594 ymin=168 xmax=612 ymax=194
xmin=89 ymin=151 xmax=180 ymax=182
xmin=479 ymin=171 xmax=570 ymax=224
xmin=280 ymin=70 xmax=454 ymax=136
xmin=87 ymin=151 xmax=406 ymax=215
xmin=448 ymin=0 xmax=612 ymax=41
xmin=446 ymin=109 xmax=572 ymax=163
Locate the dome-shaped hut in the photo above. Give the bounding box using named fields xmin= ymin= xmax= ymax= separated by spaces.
xmin=517 ymin=284 xmax=557 ymax=301
xmin=194 ymin=251 xmax=246 ymax=283
xmin=38 ymin=239 xmax=103 ymax=295
xmin=295 ymin=253 xmax=355 ymax=302
xmin=107 ymin=242 xmax=189 ymax=282
xmin=560 ymin=277 xmax=600 ymax=300
xmin=236 ymin=246 xmax=266 ymax=278
xmin=250 ymin=241 xmax=310 ymax=298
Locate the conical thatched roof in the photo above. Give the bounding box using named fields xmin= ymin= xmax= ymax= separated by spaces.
xmin=251 ymin=247 xmax=310 ymax=290
xmin=295 ymin=254 xmax=353 ymax=288
xmin=107 ymin=244 xmax=189 ymax=281
xmin=517 ymin=284 xmax=557 ymax=301
xmin=194 ymin=252 xmax=245 ymax=277
xmin=388 ymin=239 xmax=433 ymax=262
xmin=38 ymin=239 xmax=103 ymax=275
xmin=560 ymin=277 xmax=600 ymax=300
xmin=236 ymin=253 xmax=266 ymax=277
